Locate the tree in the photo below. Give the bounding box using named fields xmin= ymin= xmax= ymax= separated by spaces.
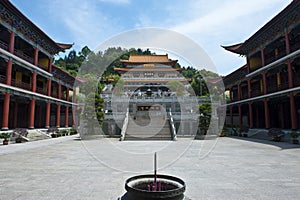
xmin=167 ymin=81 xmax=185 ymax=96
xmin=198 ymin=103 xmax=212 ymax=135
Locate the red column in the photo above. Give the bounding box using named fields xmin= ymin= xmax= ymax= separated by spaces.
xmin=32 ymin=48 xmax=38 ymax=92
xmin=287 ymin=61 xmax=293 ymax=88
xmin=58 ymin=84 xmax=62 ymax=99
xmin=29 ymin=99 xmax=36 ymax=129
xmin=66 ymin=88 xmax=70 ymax=101
xmin=289 ymin=94 xmax=297 ymax=129
xmin=6 ymin=31 xmax=15 ymax=86
xmin=230 ymin=106 xmax=233 ymax=125
xmin=238 ymin=104 xmax=242 ymax=126
xmin=2 ymin=93 xmax=10 ymax=130
xmin=48 ymin=57 xmax=53 ymax=73
xmin=72 ymin=89 xmax=77 ymax=126
xmin=32 ymin=72 xmax=37 ymax=92
xmin=248 ymin=102 xmax=253 ymax=128
xmin=262 ymin=72 xmax=267 ymax=95
xmin=6 ymin=61 xmax=12 ymax=85
xmin=229 ymin=88 xmax=233 ymax=102
xmin=34 ymin=48 xmax=39 ymax=66
xmin=9 ymin=31 xmax=15 ymax=53
xmin=65 ymin=106 xmax=69 ymax=127
xmin=247 ymin=79 xmax=251 ymax=98
xmin=47 ymin=79 xmax=52 ymax=96
xmin=285 ymin=31 xmax=290 ymax=55
xmin=45 ymin=102 xmax=51 ymax=128
xmin=261 ymin=49 xmax=265 ymax=66
xmin=56 ymin=104 xmax=61 ymax=127
xmin=264 ymin=99 xmax=270 ymax=129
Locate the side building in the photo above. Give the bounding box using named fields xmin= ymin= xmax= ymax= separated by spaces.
xmin=0 ymin=0 xmax=77 ymax=130
xmin=223 ymin=0 xmax=300 ymax=130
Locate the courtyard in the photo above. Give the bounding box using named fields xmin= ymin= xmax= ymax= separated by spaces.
xmin=0 ymin=136 xmax=299 ymax=200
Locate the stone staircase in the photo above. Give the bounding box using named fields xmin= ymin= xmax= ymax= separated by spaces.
xmin=124 ymin=114 xmax=172 ymax=141
xmin=26 ymin=129 xmax=51 ymax=141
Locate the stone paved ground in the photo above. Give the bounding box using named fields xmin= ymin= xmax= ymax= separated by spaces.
xmin=0 ymin=135 xmax=299 ymax=200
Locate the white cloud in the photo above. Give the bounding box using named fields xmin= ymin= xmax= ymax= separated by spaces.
xmin=46 ymin=0 xmax=123 ymax=50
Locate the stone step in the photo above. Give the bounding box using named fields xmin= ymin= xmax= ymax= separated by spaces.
xmin=125 ymin=116 xmax=172 ymax=141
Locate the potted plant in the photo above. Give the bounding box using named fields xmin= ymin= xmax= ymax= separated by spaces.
xmin=13 ymin=128 xmax=28 ymax=143
xmin=0 ymin=132 xmax=10 ymax=145
xmin=290 ymin=131 xmax=300 ymax=144
xmin=47 ymin=127 xmax=59 ymax=138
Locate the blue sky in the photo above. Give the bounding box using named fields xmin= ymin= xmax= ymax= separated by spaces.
xmin=11 ymin=0 xmax=292 ymax=75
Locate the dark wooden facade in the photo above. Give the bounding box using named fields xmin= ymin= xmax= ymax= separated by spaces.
xmin=0 ymin=0 xmax=76 ymax=130
xmin=223 ymin=0 xmax=300 ymax=130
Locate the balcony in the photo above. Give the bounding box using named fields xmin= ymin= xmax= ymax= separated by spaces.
xmin=36 ymin=87 xmax=48 ymax=95
xmin=0 ymin=40 xmax=8 ymax=51
xmin=52 ymin=92 xmax=58 ymax=98
xmin=293 ymin=78 xmax=300 ymax=87
xmin=290 ymin=40 xmax=300 ymax=54
xmin=251 ymin=89 xmax=263 ymax=97
xmin=11 ymin=79 xmax=31 ymax=91
xmin=14 ymin=50 xmax=34 ymax=64
xmin=240 ymin=92 xmax=248 ymax=100
xmin=0 ymin=75 xmax=6 ymax=84
xmin=264 ymin=51 xmax=286 ymax=66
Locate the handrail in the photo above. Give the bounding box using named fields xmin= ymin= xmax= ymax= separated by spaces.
xmin=168 ymin=109 xmax=177 ymax=141
xmin=120 ymin=109 xmax=129 ymax=141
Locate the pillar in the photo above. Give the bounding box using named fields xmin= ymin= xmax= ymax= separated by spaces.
xmin=248 ymin=102 xmax=253 ymax=128
xmin=72 ymin=89 xmax=77 ymax=126
xmin=247 ymin=79 xmax=251 ymax=98
xmin=66 ymin=88 xmax=70 ymax=101
xmin=6 ymin=31 xmax=15 ymax=86
xmin=34 ymin=48 xmax=39 ymax=66
xmin=56 ymin=104 xmax=61 ymax=127
xmin=285 ymin=31 xmax=290 ymax=55
xmin=2 ymin=93 xmax=10 ymax=130
xmin=29 ymin=99 xmax=36 ymax=129
xmin=289 ymin=94 xmax=297 ymax=129
xmin=45 ymin=102 xmax=51 ymax=128
xmin=48 ymin=57 xmax=53 ymax=73
xmin=65 ymin=106 xmax=69 ymax=127
xmin=264 ymin=99 xmax=270 ymax=129
xmin=58 ymin=84 xmax=62 ymax=99
xmin=262 ymin=72 xmax=267 ymax=95
xmin=32 ymin=72 xmax=37 ymax=92
xmin=261 ymin=48 xmax=265 ymax=66
xmin=287 ymin=61 xmax=293 ymax=88
xmin=47 ymin=79 xmax=52 ymax=96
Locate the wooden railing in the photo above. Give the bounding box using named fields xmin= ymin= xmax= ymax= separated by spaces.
xmin=0 ymin=75 xmax=6 ymax=84
xmin=11 ymin=79 xmax=31 ymax=90
xmin=14 ymin=50 xmax=34 ymax=64
xmin=0 ymin=40 xmax=8 ymax=51
xmin=36 ymin=87 xmax=48 ymax=95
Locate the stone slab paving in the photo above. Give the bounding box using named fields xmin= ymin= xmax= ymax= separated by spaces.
xmin=0 ymin=136 xmax=299 ymax=200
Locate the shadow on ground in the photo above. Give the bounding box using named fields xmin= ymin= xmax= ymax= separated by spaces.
xmin=228 ymin=136 xmax=300 ymax=150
